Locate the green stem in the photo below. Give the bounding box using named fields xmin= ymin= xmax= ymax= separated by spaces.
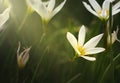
xmin=42 ymin=20 xmax=48 ymax=34
xmin=113 ymin=53 xmax=120 ymax=61
xmin=30 ymin=20 xmax=48 ymax=82
xmin=99 ymin=53 xmax=119 ymax=83
xmin=101 ymin=19 xmax=107 ymax=49
xmin=31 ymin=46 xmax=48 ymax=83
xmin=99 ymin=3 xmax=114 ymax=83
xmin=72 ymin=52 xmax=78 ymax=61
xmin=99 ymin=63 xmax=111 ymax=83
xmin=109 ymin=3 xmax=114 ymax=83
xmin=67 ymin=73 xmax=81 ymax=83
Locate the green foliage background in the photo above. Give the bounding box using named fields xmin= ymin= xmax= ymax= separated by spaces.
xmin=0 ymin=0 xmax=120 ymax=83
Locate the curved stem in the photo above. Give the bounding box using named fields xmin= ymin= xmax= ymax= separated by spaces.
xmin=30 ymin=31 xmax=47 ymax=83
xmin=31 ymin=46 xmax=48 ymax=83
xmin=67 ymin=73 xmax=81 ymax=83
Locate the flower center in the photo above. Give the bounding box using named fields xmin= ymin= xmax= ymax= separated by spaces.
xmin=97 ymin=10 xmax=109 ymax=19
xmin=77 ymin=44 xmax=86 ymax=56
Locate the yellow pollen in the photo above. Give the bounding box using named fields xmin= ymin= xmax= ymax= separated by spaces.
xmin=48 ymin=10 xmax=52 ymax=13
xmin=97 ymin=11 xmax=102 ymax=14
xmin=77 ymin=44 xmax=86 ymax=55
xmin=106 ymin=10 xmax=109 ymax=15
xmin=97 ymin=10 xmax=109 ymax=17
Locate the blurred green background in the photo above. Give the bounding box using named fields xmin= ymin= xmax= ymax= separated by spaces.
xmin=0 ymin=0 xmax=120 ymax=83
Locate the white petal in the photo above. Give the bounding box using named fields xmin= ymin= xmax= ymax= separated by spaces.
xmin=42 ymin=1 xmax=50 ymax=5
xmin=85 ymin=47 xmax=105 ymax=55
xmin=106 ymin=0 xmax=115 ymax=2
xmin=111 ymin=28 xmax=119 ymax=44
xmin=81 ymin=56 xmax=96 ymax=61
xmin=0 ymin=7 xmax=10 ymax=30
xmin=88 ymin=0 xmax=101 ymax=12
xmin=22 ymin=47 xmax=31 ymax=65
xmin=51 ymin=0 xmax=66 ymax=18
xmin=112 ymin=1 xmax=120 ymax=11
xmin=47 ymin=0 xmax=55 ymax=12
xmin=102 ymin=0 xmax=110 ymax=11
xmin=17 ymin=42 xmax=21 ymax=56
xmin=101 ymin=10 xmax=108 ymax=18
xmin=26 ymin=0 xmax=40 ymax=9
xmin=107 ymin=30 xmax=117 ymax=44
xmin=82 ymin=2 xmax=98 ymax=17
xmin=84 ymin=34 xmax=103 ymax=49
xmin=66 ymin=32 xmax=78 ymax=52
xmin=26 ymin=0 xmax=48 ymax=19
xmin=78 ymin=25 xmax=86 ymax=46
xmin=22 ymin=54 xmax=29 ymax=65
xmin=22 ymin=47 xmax=31 ymax=61
xmin=111 ymin=31 xmax=117 ymax=44
xmin=112 ymin=9 xmax=120 ymax=15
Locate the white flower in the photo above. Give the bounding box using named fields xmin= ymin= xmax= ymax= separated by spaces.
xmin=0 ymin=7 xmax=10 ymax=30
xmin=26 ymin=0 xmax=66 ymax=22
xmin=83 ymin=0 xmax=120 ymax=20
xmin=17 ymin=42 xmax=31 ymax=69
xmin=66 ymin=25 xmax=105 ymax=61
xmin=1 ymin=0 xmax=11 ymax=7
xmin=107 ymin=27 xmax=120 ymax=44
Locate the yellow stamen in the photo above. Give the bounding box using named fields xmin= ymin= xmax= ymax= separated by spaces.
xmin=77 ymin=44 xmax=86 ymax=55
xmin=97 ymin=10 xmax=109 ymax=17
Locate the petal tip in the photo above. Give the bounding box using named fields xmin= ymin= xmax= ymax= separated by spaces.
xmin=81 ymin=56 xmax=96 ymax=61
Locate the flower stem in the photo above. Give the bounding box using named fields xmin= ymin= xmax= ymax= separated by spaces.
xmin=42 ymin=20 xmax=48 ymax=34
xmin=109 ymin=3 xmax=114 ymax=83
xmin=67 ymin=73 xmax=81 ymax=83
xmin=30 ymin=46 xmax=48 ymax=83
xmin=72 ymin=52 xmax=78 ymax=61
xmin=100 ymin=3 xmax=114 ymax=83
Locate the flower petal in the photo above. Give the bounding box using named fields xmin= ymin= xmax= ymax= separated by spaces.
xmin=109 ymin=28 xmax=119 ymax=44
xmin=26 ymin=0 xmax=48 ymax=19
xmin=111 ymin=31 xmax=117 ymax=44
xmin=88 ymin=0 xmax=101 ymax=12
xmin=42 ymin=1 xmax=50 ymax=6
xmin=82 ymin=2 xmax=98 ymax=17
xmin=47 ymin=0 xmax=55 ymax=12
xmin=112 ymin=1 xmax=120 ymax=11
xmin=26 ymin=0 xmax=40 ymax=10
xmin=22 ymin=47 xmax=31 ymax=65
xmin=101 ymin=9 xmax=108 ymax=19
xmin=102 ymin=0 xmax=110 ymax=11
xmin=22 ymin=54 xmax=29 ymax=66
xmin=51 ymin=0 xmax=66 ymax=18
xmin=66 ymin=32 xmax=78 ymax=52
xmin=17 ymin=42 xmax=21 ymax=56
xmin=112 ymin=9 xmax=120 ymax=15
xmin=83 ymin=33 xmax=103 ymax=49
xmin=85 ymin=47 xmax=105 ymax=55
xmin=0 ymin=7 xmax=10 ymax=30
xmin=81 ymin=56 xmax=96 ymax=61
xmin=78 ymin=25 xmax=86 ymax=46
xmin=106 ymin=0 xmax=115 ymax=2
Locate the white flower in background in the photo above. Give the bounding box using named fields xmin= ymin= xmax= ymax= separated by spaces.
xmin=66 ymin=25 xmax=105 ymax=61
xmin=17 ymin=42 xmax=31 ymax=69
xmin=83 ymin=0 xmax=120 ymax=20
xmin=1 ymin=0 xmax=11 ymax=7
xmin=26 ymin=0 xmax=66 ymax=22
xmin=107 ymin=27 xmax=120 ymax=44
xmin=0 ymin=7 xmax=10 ymax=30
